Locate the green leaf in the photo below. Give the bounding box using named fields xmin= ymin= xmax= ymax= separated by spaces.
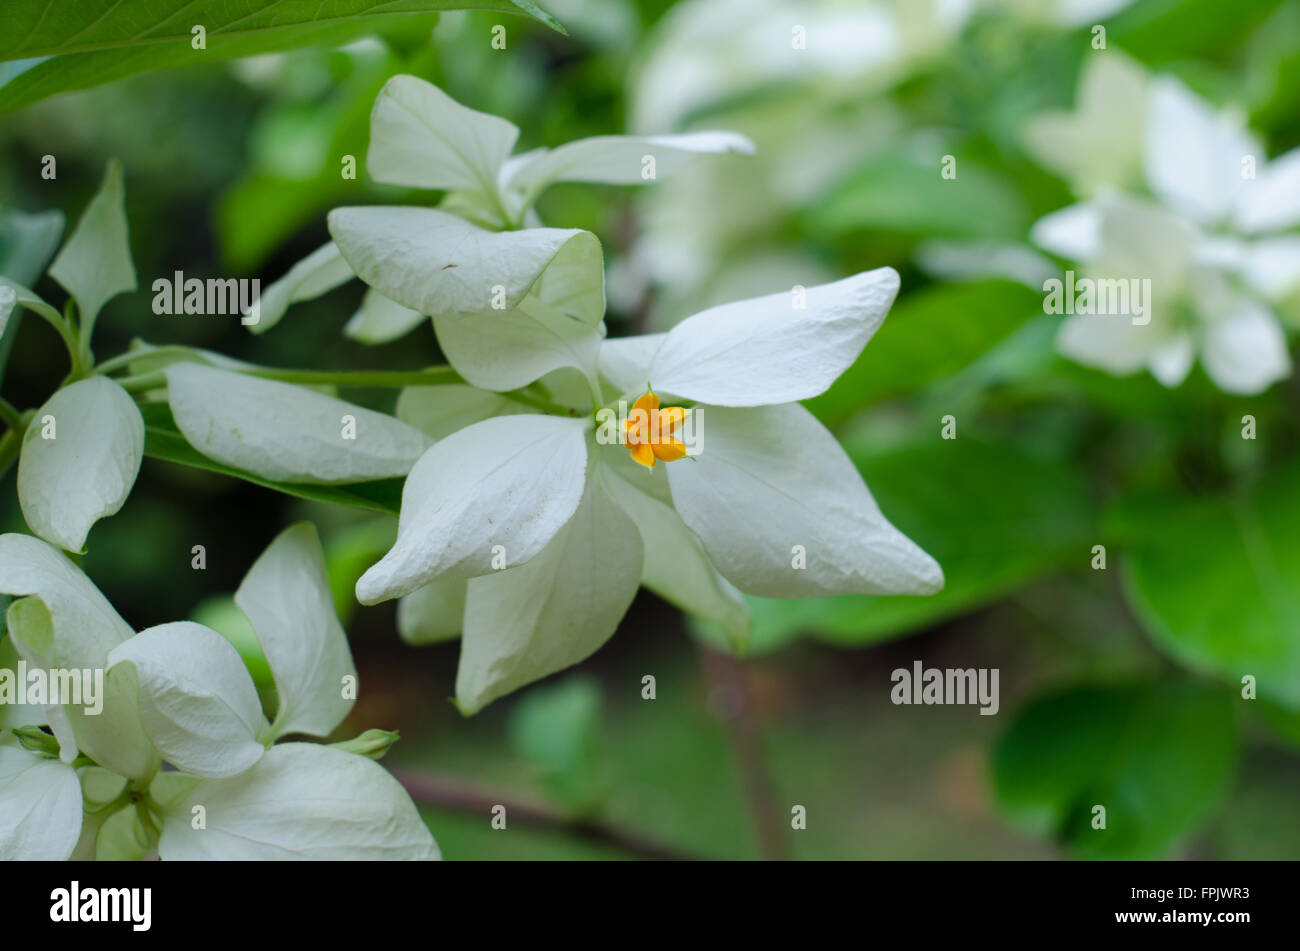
xmin=48 ymin=159 xmax=136 ymax=329
xmin=722 ymin=435 xmax=1096 ymax=652
xmin=1118 ymin=458 xmax=1300 ymax=709
xmin=138 ymin=401 xmax=403 ymax=517
xmin=0 ymin=207 xmax=64 ymax=285
xmin=0 ymin=1 xmax=563 ymax=113
xmin=992 ymin=680 xmax=1238 ymax=858
xmin=808 ymin=280 xmax=1043 ymax=426
xmin=0 ymin=204 xmax=60 ymax=385
xmin=809 ymin=149 xmax=1029 ymax=241
xmin=507 ymin=675 xmax=605 ymax=813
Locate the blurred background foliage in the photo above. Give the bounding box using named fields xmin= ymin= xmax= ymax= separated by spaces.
xmin=2 ymin=0 xmax=1299 ymax=859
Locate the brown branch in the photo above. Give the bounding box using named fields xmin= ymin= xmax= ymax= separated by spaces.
xmin=391 ymin=768 xmax=701 ymax=862
xmin=697 ymin=645 xmax=790 ymax=861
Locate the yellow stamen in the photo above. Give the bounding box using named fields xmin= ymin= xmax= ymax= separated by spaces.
xmin=624 ymin=390 xmax=689 ymax=469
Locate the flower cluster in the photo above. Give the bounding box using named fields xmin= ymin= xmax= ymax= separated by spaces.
xmin=1024 ymin=52 xmax=1298 ymax=394
xmin=0 ymin=525 xmax=437 ymax=861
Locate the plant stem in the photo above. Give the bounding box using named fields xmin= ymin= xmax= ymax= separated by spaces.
xmin=391 ymin=768 xmax=700 ymax=861
xmin=0 ymin=396 xmax=23 ymax=432
xmin=697 ymin=644 xmax=790 ymax=861
xmin=0 ymin=427 xmax=23 ymax=478
xmin=94 ymin=345 xmax=197 ymax=375
xmin=244 ymin=366 xmax=466 ymax=387
xmin=114 ymin=361 xmax=584 ymax=417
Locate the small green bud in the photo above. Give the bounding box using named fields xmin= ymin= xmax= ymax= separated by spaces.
xmin=329 ymin=728 xmax=399 ymax=760
xmin=12 ymin=725 xmax=60 ymax=758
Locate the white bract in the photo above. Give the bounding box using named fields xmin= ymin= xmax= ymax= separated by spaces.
xmin=251 ymin=74 xmax=753 ymax=338
xmin=164 ymin=363 xmax=432 ymax=484
xmin=360 ymin=269 xmax=944 ymax=714
xmin=0 ymin=525 xmax=438 ymax=861
xmin=1025 ymin=55 xmax=1297 ymax=394
xmin=3 ymin=163 xmax=145 ymax=554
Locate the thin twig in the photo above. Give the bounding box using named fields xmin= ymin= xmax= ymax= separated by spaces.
xmin=697 ymin=645 xmax=790 ymax=860
xmin=391 ymin=768 xmax=700 ymax=861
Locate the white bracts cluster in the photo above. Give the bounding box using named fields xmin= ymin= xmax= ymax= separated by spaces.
xmin=0 ymin=526 xmax=438 ymax=861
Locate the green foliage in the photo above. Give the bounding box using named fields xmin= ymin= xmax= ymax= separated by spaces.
xmin=809 ymin=280 xmax=1043 ymax=425
xmin=993 ymin=681 xmax=1238 ymax=858
xmin=1117 ymin=459 xmax=1300 ymax=709
xmin=0 ymin=0 xmax=561 ymax=112
xmin=507 ymin=676 xmax=606 ymax=814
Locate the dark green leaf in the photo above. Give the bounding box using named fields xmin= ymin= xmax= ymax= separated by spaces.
xmin=992 ymin=680 xmax=1238 ymax=858
xmin=808 ymin=280 xmax=1042 ymax=426
xmin=1120 ymin=457 xmax=1300 ymax=708
xmin=0 ymin=1 xmax=562 ymax=112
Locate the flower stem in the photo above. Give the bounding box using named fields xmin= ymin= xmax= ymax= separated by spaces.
xmin=390 ymin=768 xmax=701 ymax=861
xmin=115 ymin=361 xmax=583 ymax=417
xmin=0 ymin=396 xmax=23 ymax=432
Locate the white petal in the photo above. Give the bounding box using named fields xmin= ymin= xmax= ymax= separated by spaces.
xmin=397 ymin=576 xmax=467 ymax=645
xmin=507 ymin=131 xmax=755 ymax=200
xmin=0 ymin=534 xmax=132 ymax=664
xmin=605 ymin=469 xmax=749 ymax=647
xmin=252 ymin=241 xmax=354 ymax=333
xmin=396 ymin=384 xmax=535 ymax=442
xmin=1030 ymin=202 xmax=1100 ymax=260
xmin=1239 ymin=236 xmax=1300 ymax=300
xmin=1093 ymin=191 xmax=1197 ymax=289
xmin=1146 ymin=333 xmax=1196 ymax=387
xmin=665 ymin=403 xmax=943 ymax=597
xmin=343 ymin=288 xmax=425 ymax=344
xmin=106 ymin=622 xmax=265 ymax=779
xmin=0 ymin=745 xmax=81 ymax=860
xmin=367 ymin=74 xmax=518 ymax=193
xmin=456 ymin=465 xmax=642 ymax=713
xmin=158 ymin=742 xmax=439 ymax=860
xmin=1021 ymin=51 xmax=1146 ymax=195
xmin=18 ymin=376 xmax=143 ymax=553
xmin=329 ymin=206 xmax=604 ymax=325
xmin=165 ymin=364 xmax=431 ymax=483
xmin=1233 ymin=146 xmax=1300 ymax=234
xmin=1145 ymin=77 xmax=1261 ymax=226
xmin=1056 ymin=315 xmax=1156 ymax=376
xmin=648 ymin=268 xmax=900 ymax=407
xmin=48 ymin=160 xmax=136 ymax=326
xmin=597 ymin=333 xmax=665 ymax=394
xmin=234 ymin=523 xmax=356 ymax=739
xmin=433 ymin=296 xmax=603 ymax=392
xmin=0 ymin=536 xmax=154 ymax=776
xmin=1200 ymin=302 xmax=1291 ymax=395
xmin=356 ymin=415 xmax=589 ymax=603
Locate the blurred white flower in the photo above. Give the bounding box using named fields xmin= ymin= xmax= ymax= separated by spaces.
xmin=1027 ymin=57 xmax=1297 ymax=394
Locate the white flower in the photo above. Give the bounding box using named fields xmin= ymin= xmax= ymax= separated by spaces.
xmin=0 ymin=525 xmax=437 ymax=861
xmin=1026 ymin=57 xmax=1297 ymax=394
xmin=358 ymin=270 xmax=944 ymax=713
xmin=251 ymin=74 xmax=753 ymax=338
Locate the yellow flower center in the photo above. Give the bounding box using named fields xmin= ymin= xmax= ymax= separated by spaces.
xmin=622 ymin=391 xmax=688 ymax=469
